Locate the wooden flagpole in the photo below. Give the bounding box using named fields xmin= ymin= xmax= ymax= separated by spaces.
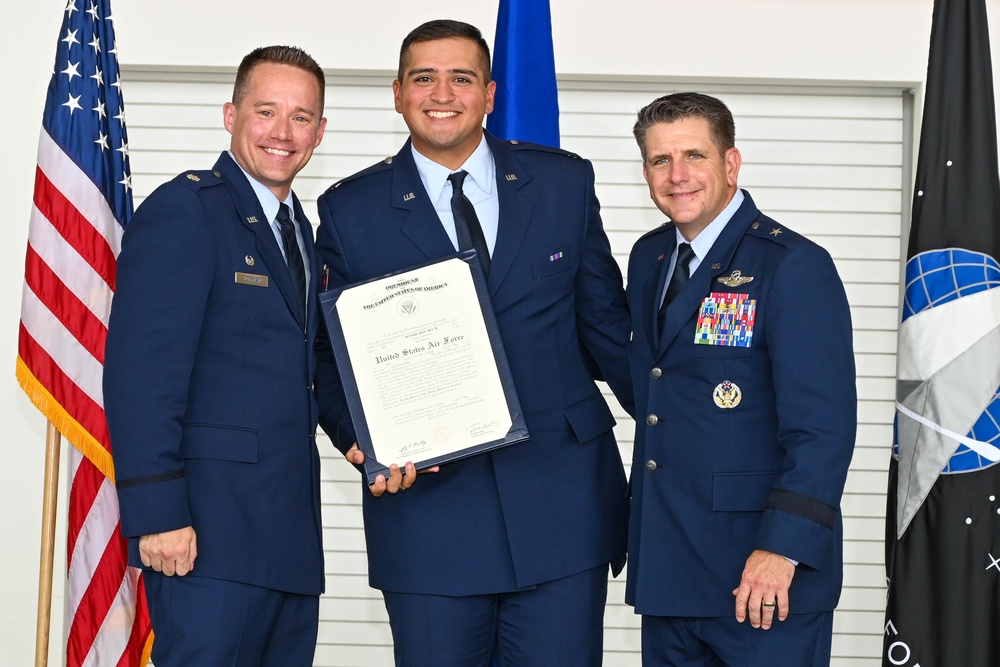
xmin=35 ymin=421 xmax=60 ymax=667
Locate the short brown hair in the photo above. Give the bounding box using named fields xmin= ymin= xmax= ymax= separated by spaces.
xmin=633 ymin=92 xmax=735 ymax=162
xmin=233 ymin=45 xmax=325 ymax=110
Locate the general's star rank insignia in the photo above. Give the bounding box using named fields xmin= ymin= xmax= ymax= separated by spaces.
xmin=769 ymin=227 xmax=783 ymax=237
xmin=717 ymin=270 xmax=754 ymax=287
xmin=713 ymin=380 xmax=742 ymax=409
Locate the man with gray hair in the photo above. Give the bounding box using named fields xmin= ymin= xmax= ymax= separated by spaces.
xmin=623 ymin=91 xmax=856 ymax=666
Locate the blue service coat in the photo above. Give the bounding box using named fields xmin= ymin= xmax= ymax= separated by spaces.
xmin=624 ymin=191 xmax=856 ymax=617
xmin=104 ymin=152 xmax=324 ymax=596
xmin=315 ymin=132 xmax=633 ymax=595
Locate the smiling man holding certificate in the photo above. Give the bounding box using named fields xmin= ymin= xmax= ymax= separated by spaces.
xmin=314 ymin=19 xmax=633 ymax=667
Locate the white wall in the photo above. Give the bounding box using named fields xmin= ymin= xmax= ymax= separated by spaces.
xmin=3 ymin=1 xmax=989 ymax=664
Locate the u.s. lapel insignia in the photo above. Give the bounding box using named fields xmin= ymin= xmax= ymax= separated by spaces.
xmin=711 ymin=262 xmax=722 ymax=270
xmin=713 ymin=380 xmax=742 ymax=409
xmin=505 ymin=173 xmax=517 ymax=181
xmin=717 ymin=270 xmax=754 ymax=287
xmin=245 ymin=255 xmax=255 ymax=267
xmin=246 ymin=216 xmax=258 ymax=224
xmin=769 ymin=227 xmax=783 ymax=237
xmin=403 ymin=192 xmax=415 ymax=201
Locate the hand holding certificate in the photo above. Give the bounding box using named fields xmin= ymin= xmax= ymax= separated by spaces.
xmin=320 ymin=252 xmax=529 ymax=485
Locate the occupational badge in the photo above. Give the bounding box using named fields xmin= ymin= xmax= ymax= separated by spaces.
xmin=695 ymin=292 xmax=756 ymax=347
xmin=716 ymin=270 xmax=754 ymax=287
xmin=245 ymin=255 xmax=255 ymax=267
xmin=713 ymin=380 xmax=742 ymax=409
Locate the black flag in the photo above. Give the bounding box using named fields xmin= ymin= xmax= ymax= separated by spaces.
xmin=885 ymin=0 xmax=1000 ymax=665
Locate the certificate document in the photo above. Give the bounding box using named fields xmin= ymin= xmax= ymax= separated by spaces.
xmin=320 ymin=253 xmax=529 ymax=484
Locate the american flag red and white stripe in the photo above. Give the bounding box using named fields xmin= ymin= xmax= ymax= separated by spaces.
xmin=17 ymin=1 xmax=151 ymax=665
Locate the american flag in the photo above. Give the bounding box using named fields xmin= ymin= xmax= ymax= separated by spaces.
xmin=16 ymin=1 xmax=151 ymax=665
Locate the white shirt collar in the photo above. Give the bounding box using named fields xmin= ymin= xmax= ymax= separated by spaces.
xmin=411 ymin=134 xmax=495 ymax=201
xmin=228 ymin=150 xmax=294 ymax=222
xmin=677 ymin=189 xmax=745 ymax=261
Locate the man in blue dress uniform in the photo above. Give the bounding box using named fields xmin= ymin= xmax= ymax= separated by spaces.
xmin=314 ymin=19 xmax=633 ymax=667
xmin=104 ymin=46 xmax=327 ymax=666
xmin=624 ymin=92 xmax=857 ymax=667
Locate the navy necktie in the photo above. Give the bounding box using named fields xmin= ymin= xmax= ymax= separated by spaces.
xmin=276 ymin=203 xmax=306 ymax=320
xmin=448 ymin=171 xmax=490 ymax=275
xmin=659 ymin=242 xmax=694 ymax=328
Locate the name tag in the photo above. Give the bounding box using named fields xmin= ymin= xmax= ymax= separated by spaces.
xmin=235 ymin=272 xmax=269 ymax=287
xmin=695 ymin=292 xmax=756 ymax=347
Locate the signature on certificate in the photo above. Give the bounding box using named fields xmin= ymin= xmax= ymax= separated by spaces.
xmin=400 ymin=440 xmax=428 ymax=456
xmin=467 ymin=421 xmax=501 ymax=438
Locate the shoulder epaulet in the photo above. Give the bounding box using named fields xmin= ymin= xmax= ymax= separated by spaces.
xmin=637 ymin=221 xmax=674 ymax=243
xmin=745 ymin=213 xmax=805 ymax=248
xmin=326 ymin=157 xmax=395 ymax=192
xmin=175 ymin=169 xmax=224 ymax=190
xmin=505 ymin=139 xmax=582 ymax=160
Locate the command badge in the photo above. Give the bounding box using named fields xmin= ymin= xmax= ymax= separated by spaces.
xmin=713 ymin=380 xmax=742 ymax=409
xmin=245 ymin=255 xmax=255 ymax=267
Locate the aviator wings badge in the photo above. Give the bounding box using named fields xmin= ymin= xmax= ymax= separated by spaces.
xmin=717 ymin=270 xmax=754 ymax=287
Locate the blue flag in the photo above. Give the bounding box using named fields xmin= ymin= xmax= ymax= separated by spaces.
xmin=487 ymin=0 xmax=560 ymax=147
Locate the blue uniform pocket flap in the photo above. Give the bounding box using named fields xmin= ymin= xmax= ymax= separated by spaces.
xmin=531 ymin=252 xmax=577 ymax=279
xmin=181 ymin=424 xmax=259 ymax=463
xmin=712 ymin=470 xmax=777 ymax=511
xmin=564 ymin=393 xmax=616 ymax=444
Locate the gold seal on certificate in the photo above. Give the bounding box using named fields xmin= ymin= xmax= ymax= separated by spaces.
xmin=320 ymin=252 xmax=529 ymax=484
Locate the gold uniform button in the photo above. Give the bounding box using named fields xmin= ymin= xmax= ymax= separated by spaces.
xmin=645 ymin=414 xmax=659 ymax=427
xmin=645 ymin=460 xmax=658 ymax=472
